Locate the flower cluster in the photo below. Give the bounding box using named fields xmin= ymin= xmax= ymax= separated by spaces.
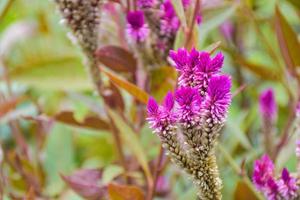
xmin=127 ymin=0 xmax=180 ymax=45
xmin=147 ymin=48 xmax=231 ymax=199
xmin=129 ymin=0 xmax=200 ymax=61
xmin=253 ymin=155 xmax=299 ymax=200
xmin=169 ymin=48 xmax=224 ymax=96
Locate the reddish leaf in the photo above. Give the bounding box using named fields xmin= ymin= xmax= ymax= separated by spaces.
xmin=275 ymin=6 xmax=300 ymax=78
xmin=101 ymin=68 xmax=149 ymax=104
xmin=108 ymin=183 xmax=144 ymax=200
xmin=54 ymin=111 xmax=110 ymax=130
xmin=62 ymin=169 xmax=106 ymax=200
xmin=102 ymin=81 xmax=125 ymax=111
xmin=95 ymin=45 xmax=137 ymax=73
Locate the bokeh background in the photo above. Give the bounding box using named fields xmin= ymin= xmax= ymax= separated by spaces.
xmin=0 ymin=0 xmax=300 ymax=199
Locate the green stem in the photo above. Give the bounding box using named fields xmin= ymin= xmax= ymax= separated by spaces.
xmin=218 ymin=145 xmax=264 ymax=200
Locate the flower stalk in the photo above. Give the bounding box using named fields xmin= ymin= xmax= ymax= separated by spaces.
xmin=147 ymin=48 xmax=232 ymax=199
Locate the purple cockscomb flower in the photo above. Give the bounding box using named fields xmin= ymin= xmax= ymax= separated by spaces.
xmin=147 ymin=48 xmax=232 ymax=199
xmin=159 ymin=0 xmax=180 ymax=36
xmin=175 ymin=87 xmax=202 ymax=122
xmin=277 ymin=168 xmax=298 ymax=199
xmin=126 ymin=11 xmax=149 ymax=42
xmin=259 ymin=88 xmax=277 ymax=122
xmin=205 ymin=75 xmax=231 ymax=123
xmin=252 ymin=155 xmax=275 ymax=191
xmin=169 ymin=48 xmax=224 ymax=95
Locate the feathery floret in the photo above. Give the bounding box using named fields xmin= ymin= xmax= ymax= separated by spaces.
xmin=126 ymin=11 xmax=150 ymax=43
xmin=175 ymin=87 xmax=201 ymax=122
xmin=205 ymin=75 xmax=231 ymax=123
xmin=277 ymin=168 xmax=298 ymax=199
xmin=259 ymin=88 xmax=277 ymax=122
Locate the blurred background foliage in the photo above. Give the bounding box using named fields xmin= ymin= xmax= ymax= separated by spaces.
xmin=0 ymin=0 xmax=300 ymax=199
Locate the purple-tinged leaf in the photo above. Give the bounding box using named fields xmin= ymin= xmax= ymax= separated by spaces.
xmin=95 ymin=45 xmax=137 ymax=73
xmin=61 ymin=169 xmax=106 ymax=200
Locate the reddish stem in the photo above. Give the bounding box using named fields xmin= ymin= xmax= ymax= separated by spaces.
xmin=273 ymin=102 xmax=296 ymax=160
xmin=184 ymin=0 xmax=200 ymax=48
xmin=146 ymin=146 xmax=164 ymax=200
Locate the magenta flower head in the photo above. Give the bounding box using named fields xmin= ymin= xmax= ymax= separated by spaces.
xmin=169 ymin=48 xmax=225 ymax=95
xmin=126 ymin=11 xmax=149 ymax=42
xmin=277 ymin=168 xmax=298 ymax=199
xmin=159 ymin=0 xmax=180 ymax=36
xmin=147 ymin=97 xmax=162 ymax=130
xmin=169 ymin=48 xmax=189 ymax=70
xmin=197 ymin=51 xmax=224 ymax=75
xmin=175 ymin=87 xmax=202 ymax=122
xmin=259 ymin=88 xmax=277 ymax=122
xmin=252 ymin=155 xmax=275 ymax=191
xmin=205 ymin=75 xmax=231 ymax=123
xmin=147 ymin=93 xmax=176 ymax=133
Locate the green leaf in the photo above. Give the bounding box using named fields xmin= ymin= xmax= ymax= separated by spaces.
xmin=275 ymin=6 xmax=300 ymax=78
xmin=43 ymin=123 xmax=75 ymax=196
xmin=107 ymin=109 xmax=152 ymax=184
xmin=172 ymin=0 xmax=187 ymax=29
xmin=174 ymin=27 xmax=185 ymax=50
xmin=6 ymin=36 xmax=92 ymax=90
xmin=102 ymin=165 xmax=124 ymax=185
xmin=226 ymin=114 xmax=252 ymax=150
xmin=199 ymin=4 xmax=237 ymax=46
